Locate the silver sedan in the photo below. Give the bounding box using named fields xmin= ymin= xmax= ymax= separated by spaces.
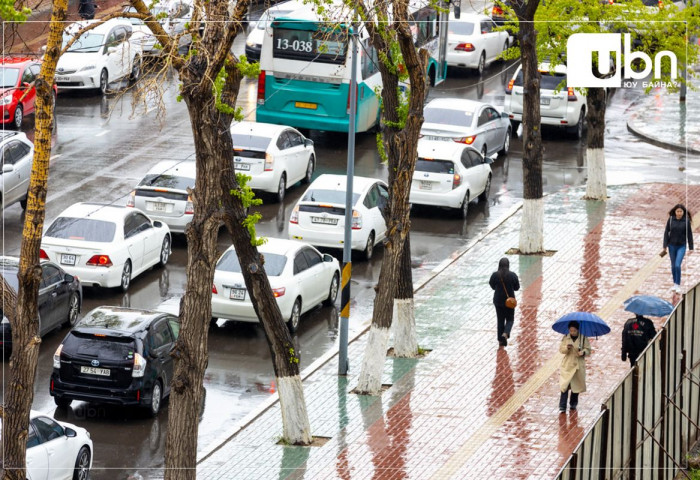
xmin=420 ymin=98 xmax=511 ymax=158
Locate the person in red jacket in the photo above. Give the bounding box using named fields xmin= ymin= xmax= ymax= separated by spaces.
xmin=621 ymin=314 xmax=657 ymax=367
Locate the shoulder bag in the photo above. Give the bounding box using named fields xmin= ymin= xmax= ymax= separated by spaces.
xmin=500 ymin=275 xmax=517 ymax=309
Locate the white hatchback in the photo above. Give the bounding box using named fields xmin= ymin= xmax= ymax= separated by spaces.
xmin=0 ymin=131 xmax=34 ymax=211
xmin=288 ymin=174 xmax=388 ymax=260
xmin=446 ymin=13 xmax=511 ymax=75
xmin=211 ymin=238 xmax=340 ymax=333
xmin=231 ymin=121 xmax=316 ymax=202
xmin=411 ymin=140 xmax=493 ymax=219
xmin=40 ymin=203 xmax=171 ymax=291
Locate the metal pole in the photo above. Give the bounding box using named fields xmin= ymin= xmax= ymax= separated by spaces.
xmin=339 ymin=11 xmax=359 ymax=376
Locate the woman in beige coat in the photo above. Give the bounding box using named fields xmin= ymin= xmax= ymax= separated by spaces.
xmin=559 ymin=321 xmax=591 ymax=413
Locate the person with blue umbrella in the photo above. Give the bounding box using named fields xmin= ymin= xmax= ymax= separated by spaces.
xmin=558 ymin=321 xmax=591 ymax=413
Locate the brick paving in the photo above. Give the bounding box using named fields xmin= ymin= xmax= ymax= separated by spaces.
xmin=196 ymin=183 xmax=700 ymax=479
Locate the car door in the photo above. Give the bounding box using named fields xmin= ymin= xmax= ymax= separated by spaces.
xmin=364 ymin=183 xmax=388 ymax=242
xmin=124 ymin=213 xmax=146 ymax=273
xmin=284 ymin=129 xmax=308 ymax=184
xmin=25 ymin=423 xmax=49 ymax=480
xmin=20 ymin=64 xmax=37 ymax=115
xmin=476 ymin=107 xmax=499 ymax=155
xmin=1 ymin=140 xmax=31 ymax=206
xmin=133 ymin=211 xmax=160 ymax=268
xmin=292 ymin=252 xmax=312 ymax=314
xmin=466 ymin=149 xmax=489 ymax=195
xmin=301 ymin=247 xmax=325 ymax=306
xmin=104 ymin=28 xmax=126 ymax=80
xmin=479 ymin=20 xmax=498 ymax=61
xmin=148 ymin=318 xmax=175 ymax=394
xmin=40 ymin=264 xmax=69 ymax=332
xmin=275 ymin=131 xmax=292 ymax=182
xmin=30 ymin=416 xmax=74 ymax=477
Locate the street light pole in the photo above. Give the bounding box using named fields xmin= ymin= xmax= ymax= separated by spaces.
xmin=339 ymin=11 xmax=359 ymax=376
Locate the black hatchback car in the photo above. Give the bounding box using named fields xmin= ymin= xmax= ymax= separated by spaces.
xmin=0 ymin=256 xmax=82 ymax=353
xmin=50 ymin=306 xmax=180 ymax=417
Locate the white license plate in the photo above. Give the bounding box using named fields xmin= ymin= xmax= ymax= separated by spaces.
xmin=151 ymin=202 xmax=167 ymax=212
xmin=234 ymin=162 xmax=251 ymax=171
xmin=540 ymin=97 xmax=551 ymax=105
xmin=311 ymin=216 xmax=338 ymax=225
xmin=56 ymin=76 xmax=70 ymax=82
xmin=419 ymin=181 xmax=432 ymax=190
xmin=230 ymin=288 xmax=246 ymax=300
xmin=80 ymin=366 xmax=110 ymax=376
xmin=425 ymin=135 xmax=449 ymax=142
xmin=61 ymin=254 xmax=76 ymax=266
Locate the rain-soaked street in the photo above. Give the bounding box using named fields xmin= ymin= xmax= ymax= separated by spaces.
xmin=0 ymin=31 xmax=697 ymax=479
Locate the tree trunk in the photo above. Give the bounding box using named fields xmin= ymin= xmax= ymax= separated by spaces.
xmin=516 ymin=2 xmax=544 ymax=254
xmin=391 ymin=234 xmax=417 ymax=357
xmin=584 ymin=87 xmax=607 ymax=201
xmin=2 ymin=1 xmax=66 ymax=478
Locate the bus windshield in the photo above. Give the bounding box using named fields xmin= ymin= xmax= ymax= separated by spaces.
xmin=272 ymin=27 xmax=348 ymax=64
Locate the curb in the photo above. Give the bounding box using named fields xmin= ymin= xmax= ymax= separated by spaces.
xmin=626 ymin=98 xmax=700 ymax=155
xmin=196 ymin=199 xmax=524 ymax=464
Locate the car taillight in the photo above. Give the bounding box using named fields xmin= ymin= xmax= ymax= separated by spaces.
xmin=567 ymin=87 xmax=577 ymax=101
xmin=453 ymin=135 xmax=476 ymax=145
xmin=132 ymin=352 xmax=147 ymax=378
xmin=185 ymin=195 xmax=194 ymax=214
xmin=53 ymin=344 xmax=63 ymax=369
xmin=658 ymin=0 xmax=663 ymax=7
xmin=352 ymin=209 xmax=362 ymax=230
xmin=455 ymin=43 xmax=475 ymax=52
xmin=86 ymin=255 xmax=113 ymax=267
xmin=492 ymin=5 xmax=503 ymax=15
xmin=212 ymin=284 xmax=218 ymax=294
xmin=506 ymin=78 xmax=515 ymax=94
xmin=272 ymin=287 xmax=286 ymax=297
xmin=126 ymin=190 xmax=135 ymax=207
xmin=290 ymin=205 xmax=299 ymax=224
xmin=453 ymin=174 xmax=462 ymax=189
xmin=257 ymin=70 xmax=265 ymax=105
xmin=608 ymin=0 xmax=613 ymax=4
xmin=39 ymin=249 xmax=49 ymax=260
xmin=264 ymin=153 xmax=274 ymax=171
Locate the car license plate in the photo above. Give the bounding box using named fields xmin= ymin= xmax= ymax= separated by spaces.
xmin=56 ymin=76 xmax=70 ymax=82
xmin=230 ymin=288 xmax=246 ymax=300
xmin=419 ymin=181 xmax=432 ymax=190
xmin=540 ymin=97 xmax=551 ymax=105
xmin=234 ymin=162 xmax=251 ymax=171
xmin=151 ymin=202 xmax=167 ymax=212
xmin=295 ymin=101 xmax=317 ymax=110
xmin=311 ymin=216 xmax=338 ymax=225
xmin=80 ymin=366 xmax=110 ymax=376
xmin=61 ymin=254 xmax=76 ymax=266
xmin=425 ymin=135 xmax=449 ymax=142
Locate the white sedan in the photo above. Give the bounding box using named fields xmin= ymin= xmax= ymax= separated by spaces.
xmin=22 ymin=410 xmax=93 ymax=480
xmin=0 ymin=131 xmax=34 ymax=211
xmin=40 ymin=203 xmax=171 ymax=291
xmin=447 ymin=13 xmax=511 ymax=75
xmin=231 ymin=121 xmax=315 ymax=202
xmin=211 ymin=238 xmax=340 ymax=333
xmin=289 ymin=174 xmax=388 ymax=260
xmin=411 ymin=140 xmax=493 ymax=219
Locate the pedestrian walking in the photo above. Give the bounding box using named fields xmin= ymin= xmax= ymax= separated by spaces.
xmin=78 ymin=0 xmax=97 ymax=20
xmin=621 ymin=314 xmax=656 ymax=367
xmin=489 ymin=257 xmax=520 ymax=347
xmin=558 ymin=321 xmax=591 ymax=413
xmin=663 ymin=203 xmax=693 ymax=293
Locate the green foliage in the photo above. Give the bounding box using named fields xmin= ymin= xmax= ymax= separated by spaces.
xmin=0 ymin=1 xmax=31 ymax=22
xmin=376 ymin=131 xmax=388 ymax=164
xmin=230 ymin=174 xmax=265 ymax=247
xmin=287 ymin=346 xmax=300 ymax=364
xmin=237 ymin=55 xmax=261 ymax=79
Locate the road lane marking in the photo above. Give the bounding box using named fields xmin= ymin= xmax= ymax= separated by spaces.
xmin=95 ymin=130 xmax=110 ymax=137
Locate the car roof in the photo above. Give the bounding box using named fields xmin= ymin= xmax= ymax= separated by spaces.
xmin=56 ymin=202 xmax=134 ymax=222
xmin=0 ymin=131 xmax=29 ymax=143
xmin=145 ymin=159 xmax=196 ymax=179
xmin=308 ymin=174 xmax=381 ymax=194
xmin=74 ymin=306 xmax=171 ymax=336
xmin=417 ymin=139 xmax=469 ymax=160
xmin=538 ymin=61 xmax=567 ymax=74
xmin=425 ymin=97 xmax=485 ymax=113
xmin=223 ymin=237 xmax=307 ymax=259
xmin=230 ymin=121 xmax=290 ymax=137
xmin=449 ymin=12 xmax=491 ymax=22
xmin=66 ymin=18 xmax=132 ymax=35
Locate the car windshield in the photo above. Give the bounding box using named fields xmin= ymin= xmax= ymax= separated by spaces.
xmin=45 ymin=217 xmax=116 ymax=242
xmin=448 ymin=21 xmax=475 ymax=36
xmin=0 ymin=68 xmax=19 ymax=88
xmin=231 ymin=134 xmax=271 ymax=151
xmin=302 ymin=189 xmax=361 ymax=205
xmin=424 ymin=107 xmax=474 ymax=127
xmin=139 ymin=174 xmax=194 ymax=190
xmin=64 ymin=331 xmax=136 ymax=361
xmin=0 ymin=265 xmax=18 ymax=292
xmin=416 ymin=159 xmax=455 ymax=174
xmin=217 ymin=250 xmax=287 ymax=276
xmin=63 ymin=32 xmax=105 ymax=53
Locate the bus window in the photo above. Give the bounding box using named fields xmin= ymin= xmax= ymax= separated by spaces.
xmin=361 ymin=40 xmax=378 ymax=79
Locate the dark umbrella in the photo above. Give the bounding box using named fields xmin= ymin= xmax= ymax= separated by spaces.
xmin=623 ymin=295 xmax=674 ymax=317
xmin=552 ymin=311 xmax=611 ymax=337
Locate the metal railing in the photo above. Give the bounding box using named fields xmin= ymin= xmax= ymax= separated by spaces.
xmin=556 ymin=282 xmax=700 ymax=480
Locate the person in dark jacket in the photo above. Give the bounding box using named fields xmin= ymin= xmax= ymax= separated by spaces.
xmin=621 ymin=314 xmax=656 ymax=367
xmin=78 ymin=0 xmax=96 ymax=19
xmin=663 ymin=204 xmax=694 ymax=293
xmin=489 ymin=257 xmax=520 ymax=347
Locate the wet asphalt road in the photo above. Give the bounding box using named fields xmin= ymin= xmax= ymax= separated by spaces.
xmin=0 ymin=33 xmax=697 ymax=479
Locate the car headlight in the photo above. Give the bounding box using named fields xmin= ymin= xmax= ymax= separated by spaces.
xmin=0 ymin=95 xmax=13 ymax=105
xmin=79 ymin=65 xmax=96 ymax=72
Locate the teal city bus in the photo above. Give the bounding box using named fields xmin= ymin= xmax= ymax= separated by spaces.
xmin=255 ymin=1 xmax=449 ymax=133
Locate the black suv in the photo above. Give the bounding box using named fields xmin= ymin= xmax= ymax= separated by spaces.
xmin=50 ymin=306 xmax=180 ymax=417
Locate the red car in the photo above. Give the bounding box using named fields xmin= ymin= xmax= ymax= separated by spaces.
xmin=0 ymin=57 xmax=58 ymax=129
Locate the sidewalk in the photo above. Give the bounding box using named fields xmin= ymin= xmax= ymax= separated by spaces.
xmin=196 ymin=183 xmax=700 ymax=480
xmin=627 ymin=87 xmax=700 ymax=154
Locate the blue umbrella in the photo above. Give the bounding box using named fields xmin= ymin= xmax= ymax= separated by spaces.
xmin=552 ymin=312 xmax=611 ymax=337
xmin=623 ymin=295 xmax=674 ymax=317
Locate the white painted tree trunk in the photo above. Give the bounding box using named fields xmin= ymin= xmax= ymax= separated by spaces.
xmin=585 ymin=148 xmax=607 ymax=200
xmin=519 ymin=198 xmax=544 ymax=254
xmin=277 ymin=375 xmax=312 ymax=444
xmin=356 ymin=325 xmax=391 ymax=395
xmin=391 ymin=298 xmax=418 ymax=357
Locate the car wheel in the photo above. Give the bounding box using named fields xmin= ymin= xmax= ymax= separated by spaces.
xmin=72 ymin=446 xmax=91 ymax=480
xmin=324 ymin=272 xmax=339 ymax=306
xmin=19 ymin=193 xmax=28 ymax=210
xmin=460 ymin=192 xmax=470 ymax=220
xmin=479 ymin=175 xmax=491 ymax=202
xmin=303 ymin=156 xmax=314 ymax=184
xmin=99 ymin=69 xmax=108 ymax=95
xmin=481 ymin=145 xmax=488 ymax=157
xmin=363 ymin=232 xmax=375 ymax=261
xmin=477 ymin=52 xmax=485 ymax=76
xmin=120 ymin=260 xmax=132 ymax=292
xmin=66 ymin=292 xmax=80 ymax=327
xmin=568 ymin=109 xmax=585 ymax=139
xmin=54 ymin=396 xmax=72 ymax=408
xmin=287 ymin=298 xmax=301 ymax=333
xmin=502 ymin=40 xmax=509 ymax=56
xmin=499 ymin=128 xmax=511 ymax=154
xmin=158 ymin=236 xmax=170 ymax=267
xmin=148 ymin=380 xmax=162 ymax=417
xmin=276 ymin=174 xmax=286 ymax=203
xmin=130 ymin=56 xmax=142 ymax=82
xmin=12 ymin=105 xmax=22 ymax=130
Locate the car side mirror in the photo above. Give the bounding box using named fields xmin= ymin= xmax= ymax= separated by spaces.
xmin=485 ymin=155 xmax=496 ymax=164
xmin=41 ymin=45 xmax=47 ymax=52
xmin=153 ymin=220 xmax=163 ymax=228
xmin=64 ymin=273 xmax=75 ymax=283
xmin=502 ymin=111 xmax=509 ymax=118
xmin=2 ymin=164 xmax=13 ymax=173
xmin=64 ymin=427 xmax=77 ymax=438
xmin=22 ymin=82 xmax=30 ymax=89
xmin=107 ymin=46 xmax=118 ymax=54
xmin=304 ymin=138 xmax=314 ymax=148
xmin=323 ymin=254 xmax=334 ymax=263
